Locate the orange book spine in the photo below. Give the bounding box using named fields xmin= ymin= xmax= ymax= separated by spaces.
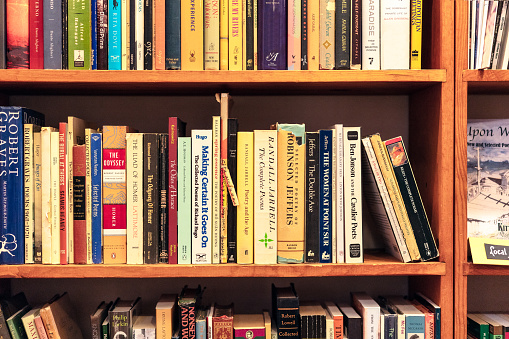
xmin=154 ymin=0 xmax=165 ymax=69
xmin=6 ymin=0 xmax=29 ymax=68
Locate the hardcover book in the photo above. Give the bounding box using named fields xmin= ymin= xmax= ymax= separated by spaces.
xmin=227 ymin=118 xmax=238 ymax=263
xmin=305 ymin=132 xmax=319 ymax=263
xmin=323 ymin=301 xmax=343 ymax=339
xmin=332 ymin=124 xmax=344 ymax=263
xmin=143 ymin=133 xmax=160 ymax=264
xmin=219 ymin=0 xmax=228 ymax=69
xmin=301 ymin=0 xmax=308 ymax=69
xmin=205 ymin=0 xmax=220 ymax=69
xmin=97 ymin=0 xmax=109 ymax=69
xmin=50 ymin=131 xmax=61 ymax=264
xmin=319 ymin=129 xmax=333 ymax=263
xmin=72 ymin=144 xmax=87 ymax=264
xmin=29 ymin=0 xmax=44 ymax=69
xmin=39 ymin=293 xmax=84 ymax=339
xmin=143 ymin=0 xmax=152 ymax=69
xmin=182 ymin=0 xmax=204 ymax=69
xmin=234 ymin=314 xmax=265 ymax=339
xmin=351 ymin=292 xmax=380 ymax=339
xmin=410 ymin=0 xmax=422 ymax=69
xmin=33 ymin=131 xmax=42 ymax=263
xmin=335 ymin=0 xmax=350 ymax=69
xmin=197 ymin=308 xmax=208 ymax=339
xmin=6 ymin=0 xmax=29 ymax=68
xmin=23 ymin=124 xmax=38 ymax=264
xmin=414 ymin=293 xmax=440 ymax=339
xmin=68 ymin=0 xmax=91 ymax=69
xmin=7 ymin=305 xmax=30 ymax=339
xmin=467 ymin=313 xmax=489 ymax=339
xmin=228 ymin=0 xmax=242 ymax=70
xmin=159 ymin=134 xmax=169 ymax=263
xmin=300 ymin=302 xmax=326 ymax=339
xmin=135 ymin=0 xmax=143 ymax=69
xmin=244 ymin=0 xmax=255 ymax=69
xmin=165 ymin=0 xmax=180 ymax=69
xmin=259 ymin=0 xmax=287 ymax=69
xmin=307 ymin=0 xmax=319 ymax=70
xmin=179 ymin=286 xmax=203 ymax=339
xmin=21 ymin=306 xmax=41 ymax=339
xmin=90 ymin=301 xmax=111 ymax=339
xmin=350 ymin=0 xmax=361 ymax=69
xmin=153 ymin=0 xmax=165 ymax=70
xmin=178 ymin=137 xmax=192 ymax=264
xmin=109 ymin=298 xmax=141 ymax=339
xmin=212 ymin=304 xmax=234 ymax=339
xmin=336 ymin=303 xmax=361 ymax=339
xmin=59 ymin=122 xmax=69 ymax=265
xmin=126 ymin=133 xmax=144 ymax=265
xmin=319 ymin=0 xmax=334 ymax=69
xmin=272 ymin=284 xmax=300 ymax=339
xmin=156 ymin=294 xmax=177 ymax=339
xmin=0 ymin=293 xmax=29 ymax=339
xmin=386 ymin=296 xmax=425 ymax=339
xmin=90 ymin=132 xmax=103 ymax=263
xmin=84 ymin=129 xmax=94 ymax=263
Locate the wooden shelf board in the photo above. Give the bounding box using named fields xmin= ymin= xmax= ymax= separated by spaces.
xmin=463 ymin=262 xmax=509 ymax=275
xmin=463 ymin=70 xmax=509 ymax=93
xmin=0 ymin=254 xmax=445 ymax=278
xmin=0 ymin=70 xmax=446 ymax=95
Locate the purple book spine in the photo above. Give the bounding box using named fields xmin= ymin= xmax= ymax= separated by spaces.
xmin=259 ymin=0 xmax=287 ymax=70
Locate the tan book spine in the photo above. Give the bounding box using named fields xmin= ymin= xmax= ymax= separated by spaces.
xmin=41 ymin=127 xmax=55 ymax=264
xmin=50 ymin=131 xmax=61 ymax=265
xmin=308 ymin=0 xmax=319 ymax=70
xmin=236 ymin=131 xmax=253 ymax=264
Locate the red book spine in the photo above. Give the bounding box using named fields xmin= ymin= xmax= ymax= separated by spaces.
xmin=29 ymin=0 xmax=44 ymax=68
xmin=6 ymin=0 xmax=30 ymax=68
xmin=168 ymin=118 xmax=178 ymax=264
xmin=59 ymin=123 xmax=68 ymax=264
xmin=73 ymin=145 xmax=87 ymax=264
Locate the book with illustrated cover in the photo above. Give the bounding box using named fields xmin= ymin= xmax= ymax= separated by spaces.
xmin=6 ymin=0 xmax=29 ymax=69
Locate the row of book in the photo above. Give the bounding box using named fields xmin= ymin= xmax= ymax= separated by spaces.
xmin=3 ymin=0 xmax=423 ymax=70
xmin=468 ymin=0 xmax=509 ymax=69
xmin=467 ymin=312 xmax=509 ymax=339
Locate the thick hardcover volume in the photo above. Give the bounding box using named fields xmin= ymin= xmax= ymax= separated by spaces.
xmin=324 ymin=302 xmax=344 ymax=339
xmin=212 ymin=116 xmax=221 ymax=263
xmin=41 ymin=128 xmax=54 ymax=264
xmin=319 ymin=0 xmax=334 ymax=69
xmin=343 ymin=127 xmax=363 ymax=263
xmin=192 ymin=130 xmax=213 ymax=264
xmin=361 ymin=0 xmax=379 ymax=69
xmin=159 ymin=134 xmax=169 ymax=263
xmin=288 ymin=0 xmax=301 ymax=70
xmin=213 ymin=304 xmax=234 ymax=339
xmin=384 ymin=136 xmax=439 ymax=261
xmin=414 ymin=293 xmax=440 ymax=339
xmin=276 ymin=124 xmax=306 ymax=263
xmin=90 ymin=132 xmax=102 ymax=263
xmin=24 ymin=125 xmax=36 ymax=264
xmin=386 ymin=296 xmax=425 ymax=339
xmin=178 ymin=137 xmax=192 ymax=264
xmin=109 ymin=298 xmax=141 ymax=339
xmin=168 ymin=118 xmax=186 ymax=264
xmin=50 ymin=131 xmax=61 ymax=264
xmin=336 ymin=304 xmax=361 ymax=339
xmin=165 ymin=0 xmax=180 ymax=69
xmin=40 ymin=293 xmax=84 ymax=339
xmin=43 ymin=0 xmax=62 ymax=68
xmin=126 ymin=133 xmax=143 ymax=265
xmin=7 ymin=305 xmax=31 ymax=338
xmin=108 ymin=0 xmax=121 ymax=69
xmin=234 ymin=314 xmax=265 ymax=339
xmin=351 ymin=293 xmax=380 ymax=339
xmin=301 ymin=0 xmax=307 ymax=69
xmin=34 ymin=131 xmax=42 ymax=263
xmin=259 ymin=0 xmax=287 ymax=69
xmin=227 ymin=118 xmax=238 ymax=263
xmin=380 ymin=0 xmax=409 ymax=69
xmin=236 ymin=132 xmax=254 ymax=264
xmin=21 ymin=307 xmax=42 ymax=339
xmin=73 ymin=145 xmax=87 ymax=264
xmin=181 ymin=0 xmax=204 ymax=69
xmin=467 ymin=314 xmax=489 ymax=339
xmin=102 ymin=125 xmax=130 ymax=264
xmin=143 ymin=133 xmax=160 ymax=264
xmin=335 ymin=0 xmax=350 ymax=69
xmin=300 ymin=302 xmax=326 ymax=339
xmin=332 ymin=124 xmax=344 ymax=263
xmin=254 ymin=130 xmax=277 ymax=264
xmin=244 ymin=0 xmax=254 ymax=70
xmin=219 ymin=0 xmax=228 ymax=69
xmin=410 ymin=0 xmax=422 ymax=69
xmin=179 ymin=286 xmax=203 ymax=339
xmin=91 ymin=301 xmax=111 ymax=339
xmin=135 ymin=0 xmax=143 ymax=69
xmin=205 ymin=0 xmax=220 ymax=69
xmin=29 ymin=0 xmax=44 ymax=69
xmin=68 ymin=0 xmax=91 ymax=69
xmin=305 ymin=132 xmax=319 ymax=263
xmin=360 ymin=137 xmax=411 ymax=262
xmin=272 ymin=284 xmax=300 ymax=339
xmin=97 ymin=0 xmax=108 ymax=69
xmin=154 ymin=0 xmax=165 ymax=69
xmin=228 ymin=0 xmax=242 ymax=70
xmin=0 ymin=108 xmax=44 ymax=264
xmin=156 ymin=294 xmax=177 ymax=339
xmin=369 ymin=133 xmax=420 ymax=261
xmin=351 ymin=0 xmax=361 ymax=69
xmin=319 ymin=130 xmax=332 ymax=263
xmin=6 ymin=0 xmax=29 ymax=68
xmin=307 ymin=0 xmax=319 ymax=70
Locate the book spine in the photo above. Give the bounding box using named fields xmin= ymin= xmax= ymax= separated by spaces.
xmin=154 ymin=0 xmax=164 ymax=69
xmin=259 ymin=0 xmax=287 ymax=69
xmin=92 ymin=0 xmax=98 ymax=69
xmin=245 ymin=0 xmax=254 ymax=69
xmin=319 ymin=130 xmax=332 ymax=263
xmin=405 ymin=315 xmax=424 ymax=339
xmin=91 ymin=132 xmax=103 ymax=264
xmin=159 ymin=134 xmax=169 ymax=263
xmin=29 ymin=0 xmax=44 ymax=69
xmin=344 ymin=127 xmax=363 ymax=263
xmin=491 ymin=2 xmax=507 ymax=69
xmin=385 ymin=136 xmax=439 ymax=261
xmin=41 ymin=128 xmax=53 ymax=264
xmin=212 ymin=116 xmax=221 ymax=263
xmin=178 ymin=137 xmax=192 ymax=264
xmin=50 ymin=131 xmax=61 ymax=264
xmin=62 ymin=0 xmax=68 ymax=69
xmin=165 ymin=0 xmax=180 ymax=69
xmin=319 ymin=0 xmax=334 ymax=69
xmin=127 ymin=133 xmax=144 ymax=265
xmin=236 ymin=132 xmax=254 ymax=264
xmin=212 ymin=316 xmax=234 ymax=339
xmin=301 ymin=0 xmax=307 ymax=69
xmin=34 ymin=315 xmax=48 ymax=339
xmin=129 ymin=0 xmax=136 ymax=69
xmin=97 ymin=0 xmax=109 ymax=69
xmin=85 ymin=130 xmax=93 ymax=264
xmin=361 ymin=0 xmax=380 ymax=69
xmin=102 ymin=126 xmax=129 ymax=264
xmin=0 ymin=0 xmax=4 ymax=69
xmin=192 ymin=130 xmax=213 ymax=264
xmin=43 ymin=0 xmax=62 ymax=68
xmin=59 ymin=123 xmax=68 ymax=265
xmin=180 ymin=302 xmax=197 ymax=339
xmin=73 ymin=144 xmax=87 ymax=264
xmin=143 ymin=133 xmax=159 ymax=264
xmin=410 ymin=0 xmax=422 ymax=69
xmin=219 ymin=0 xmax=228 ymax=69
xmin=335 ymin=0 xmax=350 ymax=69
xmin=205 ymin=0 xmax=220 ymax=69
xmin=182 ymin=0 xmax=204 ymax=69
xmin=68 ymin=0 xmax=91 ymax=69
xmin=467 ymin=316 xmax=489 ymax=339
xmin=307 ymin=0 xmax=319 ymax=70
xmin=288 ymin=0 xmax=301 ymax=70
xmin=305 ymin=132 xmax=319 ymax=263
xmin=6 ymin=0 xmax=29 ymax=68
xmin=24 ymin=124 xmax=35 ymax=264
xmin=333 ymin=125 xmax=344 ymax=263
xmin=108 ymin=0 xmax=121 ymax=69
xmin=110 ymin=310 xmax=132 ymax=339
xmin=136 ymin=0 xmax=144 ymax=69
xmin=168 ymin=120 xmax=179 ymax=264
xmin=226 ymin=119 xmax=238 ymax=263
xmin=414 ymin=293 xmax=440 ymax=339
xmin=228 ymin=0 xmax=242 ymax=70
xmin=380 ymin=0 xmax=410 ymax=69
xmin=351 ymin=0 xmax=361 ymax=69
xmin=254 ymin=130 xmax=277 ymax=264
xmin=34 ymin=131 xmax=42 ymax=263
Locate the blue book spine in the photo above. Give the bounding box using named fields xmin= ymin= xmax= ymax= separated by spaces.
xmin=108 ymin=0 xmax=121 ymax=69
xmin=91 ymin=132 xmax=103 ymax=264
xmin=405 ymin=315 xmax=425 ymax=339
xmin=319 ymin=129 xmax=332 ymax=263
xmin=0 ymin=107 xmax=45 ymax=265
xmin=259 ymin=0 xmax=287 ymax=70
xmin=43 ymin=0 xmax=63 ymax=69
xmin=91 ymin=0 xmax=98 ymax=69
xmin=165 ymin=0 xmax=180 ymax=69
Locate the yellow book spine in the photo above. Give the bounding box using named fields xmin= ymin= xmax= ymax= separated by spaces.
xmin=308 ymin=0 xmax=319 ymax=70
xmin=220 ymin=0 xmax=229 ymax=69
xmin=237 ymin=132 xmax=254 ymax=264
xmin=205 ymin=0 xmax=220 ymax=69
xmin=182 ymin=0 xmax=204 ymax=70
xmin=410 ymin=0 xmax=422 ymax=69
xmin=229 ymin=0 xmax=242 ymax=70
xmin=369 ymin=133 xmax=421 ymax=261
xmin=319 ymin=0 xmax=335 ymax=69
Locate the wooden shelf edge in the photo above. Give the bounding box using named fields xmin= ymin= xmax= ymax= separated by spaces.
xmin=463 ymin=70 xmax=509 ymax=93
xmin=463 ymin=261 xmax=509 ymax=275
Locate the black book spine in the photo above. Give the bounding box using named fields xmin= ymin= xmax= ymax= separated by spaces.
xmin=180 ymin=301 xmax=197 ymax=339
xmin=305 ymin=132 xmax=319 ymax=262
xmin=144 ymin=0 xmax=153 ymax=69
xmin=351 ymin=0 xmax=361 ymax=69
xmin=344 ymin=316 xmax=361 ymax=339
xmin=490 ymin=3 xmax=504 ymax=68
xmin=226 ymin=118 xmax=238 ymax=263
xmin=336 ymin=0 xmax=350 ymax=69
xmin=129 ymin=0 xmax=136 ymax=69
xmin=97 ymin=0 xmax=108 ymax=69
xmin=62 ymin=0 xmax=68 ymax=69
xmin=301 ymin=0 xmax=308 ymax=70
xmin=109 ymin=309 xmax=131 ymax=339
xmin=144 ymin=133 xmax=160 ymax=264
xmin=159 ymin=133 xmax=169 ymax=263
xmin=300 ymin=315 xmax=308 ymax=339
xmin=246 ymin=0 xmax=254 ymax=69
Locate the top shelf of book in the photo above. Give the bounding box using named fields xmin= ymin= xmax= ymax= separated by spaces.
xmin=0 ymin=70 xmax=446 ymax=95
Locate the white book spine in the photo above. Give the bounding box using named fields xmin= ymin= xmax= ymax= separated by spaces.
xmin=381 ymin=0 xmax=410 ymax=69
xmin=498 ymin=3 xmax=509 ymax=69
xmin=334 ymin=124 xmax=344 ymax=263
xmin=178 ymin=137 xmax=192 ymax=264
xmin=21 ymin=312 xmax=40 ymax=339
xmin=127 ymin=133 xmax=144 ymax=264
xmin=492 ymin=2 xmax=508 ymax=69
xmin=205 ymin=0 xmax=220 ymax=69
xmin=344 ymin=127 xmax=363 ymax=263
xmin=41 ymin=128 xmax=53 ymax=264
xmin=254 ymin=130 xmax=278 ymax=264
xmin=212 ymin=117 xmax=221 ymax=263
xmin=331 ymin=131 xmax=337 ymax=263
xmin=352 ymin=294 xmax=380 ymax=339
xmin=50 ymin=131 xmax=61 ymax=264
xmin=136 ymin=0 xmax=144 ymax=69
xmin=362 ymin=0 xmax=381 ymax=69
xmin=192 ymin=130 xmax=213 ymax=264
xmin=481 ymin=1 xmax=498 ymax=69
xmin=476 ymin=1 xmax=489 ymax=69
xmin=396 ymin=313 xmax=405 ymax=339
xmin=24 ymin=125 xmax=34 ymax=263
xmin=207 ymin=305 xmax=215 ymax=339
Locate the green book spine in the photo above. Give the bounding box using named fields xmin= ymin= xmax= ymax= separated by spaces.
xmin=178 ymin=137 xmax=192 ymax=264
xmin=68 ymin=0 xmax=91 ymax=69
xmin=6 ymin=306 xmax=30 ymax=339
